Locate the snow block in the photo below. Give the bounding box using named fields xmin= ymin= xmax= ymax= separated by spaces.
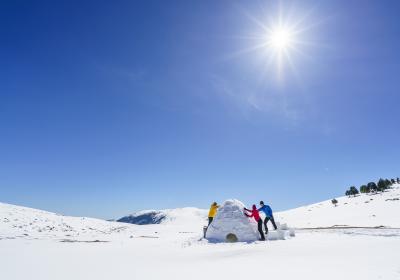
xmin=266 ymin=228 xmax=297 ymax=240
xmin=206 ymin=199 xmax=260 ymax=242
xmin=267 ymin=229 xmax=286 ymax=240
xmin=279 ymin=223 xmax=288 ymax=230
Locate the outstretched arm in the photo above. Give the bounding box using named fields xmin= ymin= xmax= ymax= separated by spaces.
xmin=243 ymin=208 xmax=253 ymax=217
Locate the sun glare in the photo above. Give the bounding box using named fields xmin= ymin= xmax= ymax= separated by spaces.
xmin=227 ymin=4 xmax=316 ymax=81
xmin=269 ymin=27 xmax=293 ymax=51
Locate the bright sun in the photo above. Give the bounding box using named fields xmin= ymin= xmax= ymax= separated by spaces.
xmin=269 ymin=27 xmax=293 ymax=51
xmin=228 ymin=5 xmax=314 ymax=79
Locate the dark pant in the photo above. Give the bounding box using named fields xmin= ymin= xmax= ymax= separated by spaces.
xmin=257 ymin=219 xmax=265 ymax=240
xmin=208 ymin=217 xmax=213 ymax=225
xmin=264 ymin=216 xmax=277 ymax=234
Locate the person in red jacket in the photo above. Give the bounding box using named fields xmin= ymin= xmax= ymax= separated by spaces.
xmin=244 ymin=205 xmax=266 ymax=241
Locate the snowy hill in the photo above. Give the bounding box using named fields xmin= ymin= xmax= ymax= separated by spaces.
xmin=276 ymin=184 xmax=400 ymax=228
xmin=118 ymin=207 xmax=207 ymax=225
xmin=0 ymin=202 xmax=136 ymax=241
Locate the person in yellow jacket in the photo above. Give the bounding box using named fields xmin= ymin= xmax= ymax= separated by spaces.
xmin=208 ymin=202 xmax=219 ymax=225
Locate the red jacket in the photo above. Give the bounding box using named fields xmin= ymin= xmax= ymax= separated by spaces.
xmin=244 ymin=207 xmax=261 ymax=221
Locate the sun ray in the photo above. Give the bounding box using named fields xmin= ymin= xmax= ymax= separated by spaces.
xmin=219 ymin=42 xmax=270 ymax=62
xmin=220 ymin=2 xmax=325 ymax=86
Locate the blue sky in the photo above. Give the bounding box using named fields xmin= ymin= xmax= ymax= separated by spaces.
xmin=1 ymin=0 xmax=399 ymax=219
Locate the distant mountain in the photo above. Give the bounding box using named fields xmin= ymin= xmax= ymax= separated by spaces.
xmin=117 ymin=210 xmax=166 ymax=225
xmin=117 ymin=208 xmax=208 ymax=225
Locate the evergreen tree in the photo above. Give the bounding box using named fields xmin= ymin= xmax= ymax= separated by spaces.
xmin=391 ymin=179 xmax=395 ymax=184
xmin=331 ymin=198 xmax=338 ymax=207
xmin=360 ymin=185 xmax=370 ymax=193
xmin=345 ymin=186 xmax=359 ymax=197
xmin=377 ymin=178 xmax=386 ymax=192
xmin=367 ymin=182 xmax=378 ymax=192
xmin=397 ymin=177 xmax=400 ymax=184
xmin=350 ymin=186 xmax=359 ymax=196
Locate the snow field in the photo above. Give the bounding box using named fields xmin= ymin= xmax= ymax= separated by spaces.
xmin=1 ymin=185 xmax=400 ymax=280
xmin=1 ymin=228 xmax=399 ymax=280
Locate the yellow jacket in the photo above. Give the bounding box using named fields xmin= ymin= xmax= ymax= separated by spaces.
xmin=208 ymin=204 xmax=219 ymax=218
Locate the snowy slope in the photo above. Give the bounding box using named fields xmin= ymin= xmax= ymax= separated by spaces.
xmin=276 ymin=184 xmax=400 ymax=228
xmin=0 ymin=202 xmax=136 ymax=241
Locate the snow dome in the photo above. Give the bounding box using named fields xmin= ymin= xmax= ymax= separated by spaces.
xmin=206 ymin=199 xmax=260 ymax=242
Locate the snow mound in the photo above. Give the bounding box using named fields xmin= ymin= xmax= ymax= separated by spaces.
xmin=266 ymin=222 xmax=296 ymax=240
xmin=206 ymin=199 xmax=260 ymax=242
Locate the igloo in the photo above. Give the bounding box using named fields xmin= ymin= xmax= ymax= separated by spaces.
xmin=206 ymin=199 xmax=260 ymax=242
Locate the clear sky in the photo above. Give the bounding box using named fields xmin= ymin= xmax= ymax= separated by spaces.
xmin=1 ymin=0 xmax=399 ymax=219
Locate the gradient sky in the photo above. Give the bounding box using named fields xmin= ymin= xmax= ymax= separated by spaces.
xmin=1 ymin=0 xmax=399 ymax=219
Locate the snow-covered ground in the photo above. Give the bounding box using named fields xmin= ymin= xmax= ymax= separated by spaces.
xmin=276 ymin=184 xmax=400 ymax=228
xmin=1 ymin=185 xmax=400 ymax=280
xmin=0 ymin=202 xmax=136 ymax=241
